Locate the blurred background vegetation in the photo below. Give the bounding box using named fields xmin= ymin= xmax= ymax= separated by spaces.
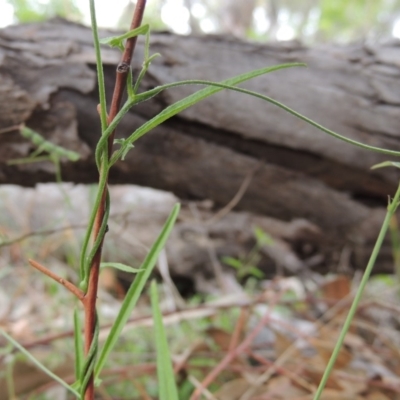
xmin=3 ymin=0 xmax=400 ymax=44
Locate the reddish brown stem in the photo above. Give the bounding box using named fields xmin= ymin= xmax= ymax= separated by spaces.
xmin=83 ymin=1 xmax=147 ymax=399
xmin=29 ymin=259 xmax=85 ymax=301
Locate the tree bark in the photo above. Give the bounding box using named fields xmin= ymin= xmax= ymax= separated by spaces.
xmin=1 ymin=18 xmax=400 ymax=272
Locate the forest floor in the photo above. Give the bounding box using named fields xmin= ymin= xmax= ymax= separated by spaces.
xmin=0 ymin=184 xmax=399 ymax=399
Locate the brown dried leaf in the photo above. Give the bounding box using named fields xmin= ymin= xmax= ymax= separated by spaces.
xmin=274 ymin=331 xmax=295 ymax=358
xmin=263 ymin=375 xmax=309 ymax=398
xmin=304 ymin=365 xmax=342 ymax=390
xmin=206 ymin=327 xmax=232 ymax=351
xmin=310 ymin=337 xmax=352 ymax=369
xmin=335 ymin=372 xmax=367 ymax=395
xmin=214 ymin=378 xmax=249 ymax=400
xmin=365 ymin=391 xmax=392 ymax=400
xmin=321 ymin=275 xmax=351 ymax=301
xmin=316 ymin=388 xmax=363 ymax=399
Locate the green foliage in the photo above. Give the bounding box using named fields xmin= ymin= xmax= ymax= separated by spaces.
xmin=7 ymin=126 xmax=80 ymax=184
xmin=94 ymin=204 xmax=181 ymax=381
xmin=8 ymin=0 xmax=82 ymax=23
xmin=6 ymin=1 xmax=400 ymax=398
xmin=223 ymin=226 xmax=272 ymax=280
xmin=18 ymin=126 xmax=80 ymax=162
xmin=100 ymin=25 xmax=150 ymax=51
xmin=151 ymin=281 xmax=179 ymax=400
xmin=318 ymin=0 xmax=400 ymax=42
xmin=99 ymin=262 xmax=142 ymax=273
xmin=73 ymin=309 xmax=84 ymax=385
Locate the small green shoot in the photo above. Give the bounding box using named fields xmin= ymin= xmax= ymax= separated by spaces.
xmin=223 ymin=226 xmax=272 ymax=279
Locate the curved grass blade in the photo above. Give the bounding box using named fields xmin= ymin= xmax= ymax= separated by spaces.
xmin=100 ymin=262 xmax=142 ymax=273
xmin=112 ymin=77 xmax=400 ymax=164
xmin=94 ymin=203 xmax=180 ymax=379
xmin=372 ymin=161 xmax=400 ymax=170
xmin=110 ymin=62 xmax=305 ymax=164
xmin=0 ymin=328 xmax=80 ymax=398
xmin=151 ymin=281 xmax=179 ymax=400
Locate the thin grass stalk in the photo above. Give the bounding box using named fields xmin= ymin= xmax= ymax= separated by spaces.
xmin=389 ymin=215 xmax=400 ymax=286
xmin=313 ymin=182 xmax=400 ymax=400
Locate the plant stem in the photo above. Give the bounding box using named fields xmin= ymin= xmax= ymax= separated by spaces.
xmin=29 ymin=259 xmax=85 ymax=300
xmin=313 ymin=182 xmax=400 ymax=400
xmin=83 ymin=1 xmax=147 ymax=399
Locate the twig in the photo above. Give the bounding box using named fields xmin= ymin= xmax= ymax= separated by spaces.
xmin=0 ymin=224 xmax=86 ymax=248
xmin=246 ymin=350 xmax=315 ymax=393
xmin=0 ymin=124 xmax=21 ymax=135
xmin=190 ymin=291 xmax=283 ymax=400
xmin=206 ymin=161 xmax=262 ymax=225
xmin=29 ymin=259 xmax=85 ymax=301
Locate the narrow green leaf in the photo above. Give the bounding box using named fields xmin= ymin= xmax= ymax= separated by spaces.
xmin=132 ymin=26 xmax=153 ymax=94
xmin=112 ymin=66 xmax=400 ymax=164
xmin=248 ymin=267 xmax=265 ymax=278
xmin=100 ymin=262 xmax=142 ymax=273
xmin=89 ymin=0 xmax=107 ymax=133
xmin=127 ymin=67 xmax=135 ymax=100
xmin=371 ymin=161 xmax=400 ymax=170
xmin=110 ymin=63 xmax=304 ymax=164
xmin=313 ymin=182 xmax=400 ymax=399
xmin=95 ymin=204 xmax=180 ymax=379
xmin=0 ymin=328 xmax=80 ymax=398
xmin=100 ymin=24 xmax=149 ymax=51
xmin=253 ymin=226 xmax=273 ymax=246
xmin=151 ymin=281 xmax=179 ymax=400
xmin=222 ymin=256 xmax=243 ymax=269
xmin=73 ymin=308 xmax=84 ymax=386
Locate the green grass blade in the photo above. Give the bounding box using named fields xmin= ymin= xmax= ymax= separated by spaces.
xmin=372 ymin=161 xmax=400 ymax=169
xmin=150 ymin=281 xmax=179 ymax=400
xmin=0 ymin=328 xmax=80 ymax=398
xmin=73 ymin=308 xmax=84 ymax=386
xmin=313 ymin=183 xmax=400 ymax=399
xmin=100 ymin=24 xmax=149 ymax=51
xmin=95 ymin=203 xmax=180 ymax=379
xmin=110 ymin=62 xmax=304 ymax=164
xmin=100 ymin=262 xmax=142 ymax=273
xmin=89 ymin=0 xmax=107 ymax=133
xmin=112 ymin=75 xmax=400 ymax=164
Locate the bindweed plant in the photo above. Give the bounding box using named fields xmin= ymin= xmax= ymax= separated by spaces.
xmin=1 ymin=0 xmax=400 ymax=399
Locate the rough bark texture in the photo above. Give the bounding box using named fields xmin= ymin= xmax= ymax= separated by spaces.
xmin=1 ymin=18 xmax=400 ymax=273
